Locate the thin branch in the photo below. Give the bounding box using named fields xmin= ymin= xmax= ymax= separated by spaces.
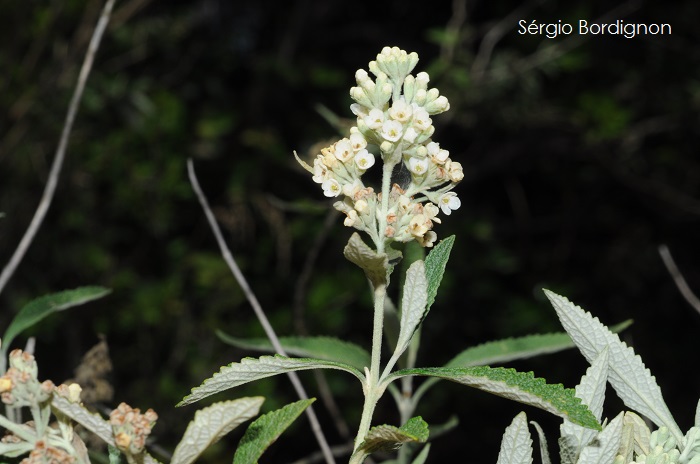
xmin=658 ymin=244 xmax=700 ymax=316
xmin=0 ymin=0 xmax=117 ymax=297
xmin=187 ymin=159 xmax=336 ymax=464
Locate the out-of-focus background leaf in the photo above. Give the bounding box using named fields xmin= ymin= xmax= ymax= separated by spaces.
xmin=1 ymin=1 xmax=699 ymax=462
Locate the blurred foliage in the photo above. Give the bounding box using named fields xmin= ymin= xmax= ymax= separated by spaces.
xmin=1 ymin=0 xmax=700 ymax=462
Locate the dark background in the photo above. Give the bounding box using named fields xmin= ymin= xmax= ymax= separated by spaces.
xmin=1 ymin=0 xmax=699 ymax=462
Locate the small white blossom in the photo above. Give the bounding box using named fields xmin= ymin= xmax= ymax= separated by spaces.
xmin=381 ymin=120 xmax=403 ymax=142
xmin=427 ymin=142 xmax=449 ymax=164
xmin=407 ymin=157 xmax=429 ymax=175
xmin=312 ymin=156 xmax=329 ymax=184
xmin=403 ymin=127 xmax=418 ymax=144
xmin=322 ymin=179 xmax=342 ymax=197
xmin=447 ymin=161 xmax=464 ymax=182
xmin=355 ymin=199 xmax=369 ymax=213
xmin=334 ymin=139 xmax=354 ymax=163
xmin=344 ymin=209 xmax=359 ymax=227
xmin=354 ymin=149 xmax=375 ymax=170
xmin=365 ymin=108 xmax=385 ymax=129
xmin=349 ymin=131 xmax=367 ymax=151
xmin=409 ymin=214 xmax=431 ymax=237
xmin=424 ymin=202 xmax=441 ymax=223
xmin=412 ymin=107 xmax=432 ymax=131
xmin=388 ymin=99 xmax=412 ymax=122
xmin=438 ymin=192 xmax=461 ymax=215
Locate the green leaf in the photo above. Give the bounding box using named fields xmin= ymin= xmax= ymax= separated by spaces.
xmin=171 ymin=397 xmax=264 ymax=464
xmin=232 ymin=398 xmax=314 ymax=464
xmin=544 ymin=289 xmax=682 ymax=442
xmin=2 ymin=286 xmax=111 ymax=352
xmin=424 ymin=235 xmax=454 ymax=311
xmin=497 ymin=412 xmax=533 ymax=464
xmin=386 ymin=366 xmax=601 ymax=431
xmin=216 ymin=333 xmax=370 ymax=372
xmin=178 ymin=355 xmax=363 ymax=406
xmin=344 ymin=232 xmax=392 ymax=287
xmin=353 ymin=417 xmax=429 ymax=462
xmin=392 ymin=260 xmax=428 ymax=361
xmin=444 ymin=320 xmax=632 ymax=368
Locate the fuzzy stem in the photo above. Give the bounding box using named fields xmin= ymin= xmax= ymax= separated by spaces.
xmin=352 ymin=283 xmax=387 ymax=456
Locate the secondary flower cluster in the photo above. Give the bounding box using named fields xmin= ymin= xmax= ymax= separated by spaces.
xmin=298 ymin=47 xmax=463 ymax=248
xmin=110 ymin=402 xmax=158 ymax=455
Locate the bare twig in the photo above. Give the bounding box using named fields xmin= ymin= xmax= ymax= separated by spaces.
xmin=0 ymin=0 xmax=117 ymax=297
xmin=187 ymin=159 xmax=336 ymax=464
xmin=658 ymin=244 xmax=700 ymax=316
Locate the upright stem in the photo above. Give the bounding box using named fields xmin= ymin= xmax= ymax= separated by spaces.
xmin=353 ymin=282 xmax=387 ymax=454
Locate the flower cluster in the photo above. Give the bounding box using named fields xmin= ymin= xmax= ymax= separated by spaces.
xmin=624 ymin=426 xmax=700 ymax=464
xmin=0 ymin=350 xmax=53 ymax=407
xmin=297 ymin=47 xmax=462 ymax=248
xmin=109 ymin=402 xmax=158 ymax=455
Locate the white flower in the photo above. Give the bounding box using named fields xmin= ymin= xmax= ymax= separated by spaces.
xmin=425 ymin=142 xmax=448 ymax=163
xmin=354 ymin=149 xmax=375 ymax=170
xmin=407 ymin=156 xmax=429 ymax=175
xmin=447 ymin=161 xmax=464 ymax=182
xmin=312 ymin=156 xmax=329 ymax=184
xmin=355 ymin=199 xmax=369 ymax=213
xmin=438 ymin=192 xmax=461 ymax=215
xmin=424 ymin=202 xmax=441 ymax=224
xmin=322 ymin=179 xmax=342 ymax=197
xmin=409 ymin=214 xmax=431 ymax=237
xmin=334 ymin=139 xmax=354 ymax=162
xmin=412 ymin=107 xmax=432 ymax=131
xmin=365 ymin=108 xmax=385 ymax=129
xmin=344 ymin=209 xmax=359 ymax=227
xmin=349 ymin=131 xmax=367 ymax=151
xmin=403 ymin=127 xmax=417 ymax=144
xmin=388 ymin=99 xmax=412 ymax=122
xmin=381 ymin=120 xmax=403 ymax=142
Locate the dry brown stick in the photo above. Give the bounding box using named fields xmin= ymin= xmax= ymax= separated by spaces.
xmin=0 ymin=0 xmax=117 ymax=296
xmin=658 ymin=244 xmax=700 ymax=316
xmin=187 ymin=159 xmax=336 ymax=464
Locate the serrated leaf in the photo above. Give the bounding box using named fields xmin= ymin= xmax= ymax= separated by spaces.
xmin=344 ymin=233 xmax=390 ymax=287
xmin=171 ymin=397 xmax=264 ymax=464
xmin=424 ymin=235 xmax=454 ymax=311
xmin=386 ymin=366 xmax=601 ymax=430
xmin=232 ymin=398 xmax=314 ymax=464
xmin=559 ymin=348 xmax=609 ymax=463
xmin=577 ymin=412 xmax=624 ymax=463
xmin=695 ymin=398 xmax=700 ymax=428
xmin=393 ymin=260 xmax=428 ymax=360
xmin=178 ymin=355 xmax=362 ymax=406
xmin=354 ymin=416 xmax=429 ymax=461
xmin=497 ymin=412 xmax=534 ymax=464
xmin=51 ymin=394 xmax=114 ymax=445
xmin=3 ymin=287 xmax=111 ymax=352
xmin=444 ymin=320 xmax=632 ymax=369
xmin=216 ymin=333 xmax=370 ymax=372
xmin=544 ymin=289 xmax=682 ymax=442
